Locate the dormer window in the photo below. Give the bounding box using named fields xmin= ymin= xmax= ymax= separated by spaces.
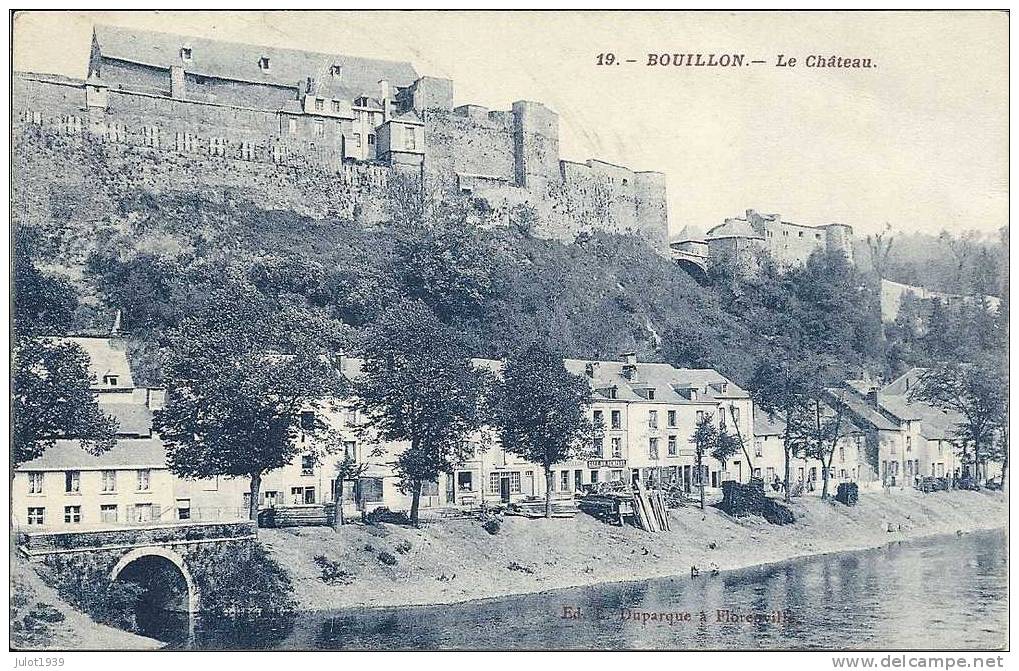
xmin=259 ymin=56 xmax=271 ymax=71
xmin=330 ymin=64 xmax=342 ymax=77
xmin=314 ymin=98 xmax=324 ymax=112
xmin=607 ymin=387 xmax=617 ymax=400
xmin=103 ymin=374 xmax=119 ymax=386
xmin=647 ymin=389 xmax=656 ymax=400
xmin=355 ymin=96 xmax=369 ymax=107
xmin=180 ymin=47 xmax=192 ymax=62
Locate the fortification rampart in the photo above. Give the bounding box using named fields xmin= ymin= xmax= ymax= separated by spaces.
xmin=14 ymin=71 xmax=669 ymax=247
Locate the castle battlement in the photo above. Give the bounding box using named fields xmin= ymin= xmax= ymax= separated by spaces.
xmin=13 ymin=25 xmax=669 ymax=246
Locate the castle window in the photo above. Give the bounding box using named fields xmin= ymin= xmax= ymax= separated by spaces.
xmin=798 ymin=231 xmax=804 ymax=237
xmin=815 ymin=233 xmax=822 ymax=239
xmin=353 ymin=132 xmax=362 ymax=147
xmin=142 ymin=125 xmax=160 ymax=148
xmin=332 ymin=100 xmax=341 ymax=113
xmin=259 ymin=56 xmax=271 ymax=71
xmin=180 ymin=47 xmax=192 ymax=62
xmin=622 ymin=178 xmax=628 ymax=186
xmin=314 ymin=98 xmax=324 ymax=112
xmin=404 ymin=126 xmax=416 ymax=150
xmin=367 ymin=133 xmax=375 ymax=146
xmin=314 ymin=120 xmax=324 ymax=137
xmin=330 ymin=64 xmax=342 ymax=77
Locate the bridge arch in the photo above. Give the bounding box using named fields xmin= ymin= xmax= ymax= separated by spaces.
xmin=110 ymin=546 xmax=199 ymax=613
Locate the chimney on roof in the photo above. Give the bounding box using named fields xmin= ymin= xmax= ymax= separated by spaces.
xmin=145 ymin=388 xmax=166 ymax=411
xmin=170 ymin=65 xmax=186 ymax=100
xmin=620 ymin=352 xmax=637 ymax=380
xmin=109 ymin=309 xmax=127 ymax=351
xmin=379 ymin=79 xmax=389 ymax=123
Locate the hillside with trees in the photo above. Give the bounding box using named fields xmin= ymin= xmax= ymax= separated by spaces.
xmin=13 ymin=178 xmax=1007 ymax=392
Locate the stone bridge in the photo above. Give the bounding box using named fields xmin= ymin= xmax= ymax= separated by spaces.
xmin=16 ymin=520 xmax=256 ymax=613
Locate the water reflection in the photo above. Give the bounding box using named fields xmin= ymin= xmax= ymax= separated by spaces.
xmin=157 ymin=529 xmax=1006 ymax=650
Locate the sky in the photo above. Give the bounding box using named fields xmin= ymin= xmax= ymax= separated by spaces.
xmin=12 ymin=10 xmax=1009 ymax=238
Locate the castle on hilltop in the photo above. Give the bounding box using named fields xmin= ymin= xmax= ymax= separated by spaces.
xmin=670 ymin=209 xmax=854 ymax=280
xmin=13 ymin=25 xmax=668 ymax=245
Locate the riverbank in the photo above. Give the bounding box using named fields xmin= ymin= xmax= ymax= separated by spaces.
xmin=262 ymin=488 xmax=1007 ymax=610
xmin=11 ymin=553 xmax=161 ymax=651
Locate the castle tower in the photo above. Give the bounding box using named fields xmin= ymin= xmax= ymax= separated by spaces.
xmin=824 ymin=223 xmax=855 ymax=263
xmin=512 ymin=101 xmax=559 ymax=194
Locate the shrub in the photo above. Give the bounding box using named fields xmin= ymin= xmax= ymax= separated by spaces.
xmin=28 ymin=603 xmax=65 ymax=623
xmin=482 ymin=518 xmax=501 ymax=535
xmin=365 ymin=507 xmax=411 ymax=526
xmin=378 ymin=551 xmax=398 ymax=566
xmin=395 ymin=540 xmax=412 ymax=555
xmin=719 ymin=481 xmax=795 ymax=525
xmin=836 ymin=482 xmax=859 ymax=506
xmin=313 ymin=555 xmax=355 ymax=586
xmin=507 ymin=561 xmax=534 ymax=574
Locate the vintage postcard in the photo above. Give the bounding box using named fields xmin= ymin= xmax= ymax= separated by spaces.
xmin=8 ymin=9 xmax=1008 ymax=658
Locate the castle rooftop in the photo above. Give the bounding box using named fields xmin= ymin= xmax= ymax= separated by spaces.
xmin=92 ymin=24 xmax=418 ymax=99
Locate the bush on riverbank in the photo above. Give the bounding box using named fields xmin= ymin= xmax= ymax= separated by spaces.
xmin=719 ymin=481 xmax=795 ymax=525
xmin=190 ymin=542 xmax=297 ymax=615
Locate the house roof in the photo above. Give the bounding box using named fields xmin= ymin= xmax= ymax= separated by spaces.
xmin=18 ymin=438 xmax=167 ymax=471
xmin=103 ymin=403 xmax=154 ymax=437
xmin=564 ymin=360 xmax=747 ymax=403
xmin=829 ymin=388 xmax=900 ymax=431
xmin=754 ymin=411 xmax=786 ymax=437
xmin=55 ymin=337 xmax=135 ymax=389
xmin=671 ymin=224 xmax=706 ymax=244
xmin=93 ymin=24 xmax=418 ymax=101
xmin=882 ymin=368 xmax=929 ymax=396
xmin=705 ymin=218 xmax=765 ymax=241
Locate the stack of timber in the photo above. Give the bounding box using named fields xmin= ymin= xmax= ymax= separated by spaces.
xmin=507 ymin=496 xmax=579 ymax=519
xmin=632 ymin=480 xmax=671 ymax=532
xmin=578 ymin=493 xmax=634 ymax=525
xmin=258 ymin=504 xmax=333 ymax=528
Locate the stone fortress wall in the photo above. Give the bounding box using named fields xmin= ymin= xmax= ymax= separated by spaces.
xmin=13 ymin=42 xmax=668 ymax=246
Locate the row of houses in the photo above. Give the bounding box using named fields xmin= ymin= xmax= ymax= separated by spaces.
xmin=11 ymin=335 xmax=974 ymax=529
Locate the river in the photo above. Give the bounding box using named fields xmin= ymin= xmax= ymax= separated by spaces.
xmin=146 ymin=528 xmax=1007 ymax=650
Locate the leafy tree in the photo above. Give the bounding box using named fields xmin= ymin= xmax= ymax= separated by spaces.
xmin=709 ymin=423 xmax=742 ymax=476
xmin=691 ymin=413 xmax=718 ymax=510
xmin=14 ymin=255 xmax=79 ymax=336
xmin=12 ymin=255 xmax=116 ymax=474
xmin=490 ymin=340 xmax=593 ymax=518
xmin=793 ymin=393 xmax=848 ymax=500
xmin=865 ymin=223 xmax=895 ymax=281
xmin=909 ymin=357 xmax=1007 ymax=484
xmin=154 ymin=278 xmax=347 ymax=527
xmin=327 ymin=433 xmax=384 ymax=528
xmin=748 ymin=359 xmax=812 ymax=502
xmin=356 ymin=300 xmax=488 ymax=526
xmin=12 ymin=339 xmax=118 ymax=473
